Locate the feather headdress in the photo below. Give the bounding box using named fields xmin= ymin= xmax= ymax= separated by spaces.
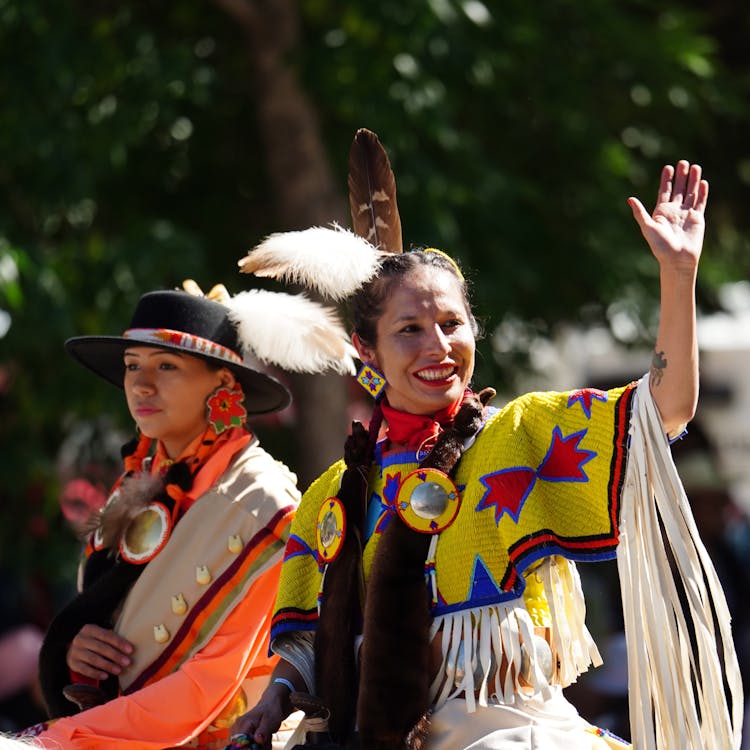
xmin=238 ymin=225 xmax=383 ymax=301
xmin=182 ymin=280 xmax=356 ymax=376
xmin=348 ymin=128 xmax=403 ymax=253
xmin=237 ymin=128 xmax=403 ymax=303
xmin=225 ymin=289 xmax=358 ymax=375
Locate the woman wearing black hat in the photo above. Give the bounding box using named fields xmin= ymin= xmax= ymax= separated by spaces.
xmin=25 ymin=282 xmax=356 ymax=749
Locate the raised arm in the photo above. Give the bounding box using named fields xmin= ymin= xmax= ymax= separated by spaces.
xmin=628 ymin=160 xmax=707 ymax=435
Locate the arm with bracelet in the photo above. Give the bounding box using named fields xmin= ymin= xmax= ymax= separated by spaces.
xmin=228 ymin=661 xmax=305 ymax=749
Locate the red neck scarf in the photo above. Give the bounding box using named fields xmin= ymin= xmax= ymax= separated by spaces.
xmin=380 ymin=390 xmax=471 ymax=450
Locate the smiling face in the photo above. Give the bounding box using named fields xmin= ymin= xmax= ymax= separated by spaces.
xmin=354 ymin=266 xmax=476 ymax=416
xmin=123 ymin=346 xmax=234 ymax=458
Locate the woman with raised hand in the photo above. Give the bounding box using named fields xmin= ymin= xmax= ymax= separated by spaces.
xmin=229 ymin=132 xmax=742 ymax=750
xmin=24 ymin=281 xmax=355 ymax=749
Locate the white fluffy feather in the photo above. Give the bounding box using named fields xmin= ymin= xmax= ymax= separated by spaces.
xmin=226 ymin=290 xmax=358 ymax=375
xmin=238 ymin=225 xmax=383 ymax=300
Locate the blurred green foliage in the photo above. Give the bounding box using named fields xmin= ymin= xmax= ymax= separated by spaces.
xmin=2 ymin=0 xmax=750 ymax=605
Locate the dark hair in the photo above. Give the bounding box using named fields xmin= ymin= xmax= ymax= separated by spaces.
xmin=350 ymin=250 xmax=480 ymax=346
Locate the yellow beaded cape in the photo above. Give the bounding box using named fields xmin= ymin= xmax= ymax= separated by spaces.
xmin=272 ymin=383 xmax=634 ymax=638
xmin=271 ymin=377 xmax=744 ymax=748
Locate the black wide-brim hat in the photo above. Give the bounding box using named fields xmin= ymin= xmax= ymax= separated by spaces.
xmin=65 ymin=290 xmax=291 ymax=415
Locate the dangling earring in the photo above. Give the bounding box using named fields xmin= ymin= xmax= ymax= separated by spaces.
xmin=206 ymin=385 xmax=247 ymax=433
xmin=356 ymin=363 xmax=386 ymax=400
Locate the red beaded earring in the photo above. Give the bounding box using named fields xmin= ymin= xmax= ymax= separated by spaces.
xmin=206 ymin=386 xmax=247 ymax=433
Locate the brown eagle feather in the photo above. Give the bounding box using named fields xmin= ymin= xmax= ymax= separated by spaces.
xmin=347 ymin=129 xmax=403 ymax=253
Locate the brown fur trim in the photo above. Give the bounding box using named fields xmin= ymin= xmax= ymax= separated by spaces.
xmin=357 ymin=391 xmax=492 ymax=748
xmin=406 ymin=710 xmax=432 ymax=750
xmin=314 ymin=421 xmax=370 ymax=743
xmin=39 ymin=561 xmax=140 ymax=717
xmin=357 ymin=516 xmax=431 ymax=749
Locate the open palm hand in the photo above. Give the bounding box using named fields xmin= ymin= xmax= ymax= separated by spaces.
xmin=628 ymin=160 xmax=708 ymax=271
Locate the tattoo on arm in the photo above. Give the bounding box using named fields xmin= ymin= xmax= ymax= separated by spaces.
xmin=651 ymin=350 xmax=667 ymax=386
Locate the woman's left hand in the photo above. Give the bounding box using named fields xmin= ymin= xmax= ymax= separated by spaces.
xmin=66 ymin=623 xmax=133 ymax=680
xmin=628 ymin=160 xmax=708 ymax=272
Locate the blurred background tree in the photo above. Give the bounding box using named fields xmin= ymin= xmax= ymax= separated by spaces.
xmin=1 ymin=0 xmax=750 ymax=617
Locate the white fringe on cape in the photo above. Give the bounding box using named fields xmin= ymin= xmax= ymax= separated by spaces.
xmin=619 ymin=376 xmax=743 ymax=748
xmin=278 ymin=377 xmax=743 ymax=748
xmin=428 ymin=555 xmax=601 ymax=715
xmin=426 ymin=376 xmax=743 ymax=748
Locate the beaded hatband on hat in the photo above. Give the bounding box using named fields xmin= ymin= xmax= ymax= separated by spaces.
xmin=65 ymin=289 xmax=291 ymax=415
xmin=123 ymin=328 xmax=243 ymax=366
xmin=66 ymin=280 xmax=358 ymax=415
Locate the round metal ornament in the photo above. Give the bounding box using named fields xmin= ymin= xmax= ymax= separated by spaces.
xmin=316 ymin=497 xmax=346 ymax=563
xmin=119 ymin=501 xmax=172 ymax=564
xmin=395 ymin=468 xmax=460 ymax=534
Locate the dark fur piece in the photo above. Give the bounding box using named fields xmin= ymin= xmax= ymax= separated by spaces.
xmin=80 ymin=547 xmax=117 ymax=590
xmin=39 ymin=458 xmax=193 ymax=718
xmin=166 ymin=460 xmax=193 ymax=490
xmin=452 ymin=387 xmax=495 ymax=438
xmin=39 ymin=560 xmax=142 ymax=717
xmin=344 ymin=419 xmax=371 ymax=471
xmin=357 ymin=512 xmax=432 ymax=749
xmin=314 ymin=520 xmax=364 ymax=742
xmin=356 ymin=390 xmax=493 ymax=749
xmin=314 ymin=421 xmax=370 ymax=743
xmin=420 ymin=388 xmax=494 ymax=475
xmin=405 ymin=711 xmax=432 ymax=750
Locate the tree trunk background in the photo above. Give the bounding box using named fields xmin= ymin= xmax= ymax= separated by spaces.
xmin=214 ymin=0 xmax=351 ymax=489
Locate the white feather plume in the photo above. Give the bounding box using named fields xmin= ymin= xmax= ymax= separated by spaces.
xmin=225 ymin=290 xmax=358 ymax=375
xmin=238 ymin=225 xmax=383 ymax=300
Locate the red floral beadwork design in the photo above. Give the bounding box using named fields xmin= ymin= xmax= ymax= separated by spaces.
xmin=206 ymin=387 xmax=247 ymax=434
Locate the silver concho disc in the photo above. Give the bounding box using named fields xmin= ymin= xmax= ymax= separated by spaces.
xmin=316 ymin=497 xmax=346 ymax=562
xmin=410 ymin=481 xmax=450 ymax=520
xmin=319 ymin=510 xmax=338 ymax=548
xmin=395 ymin=468 xmax=461 ymax=534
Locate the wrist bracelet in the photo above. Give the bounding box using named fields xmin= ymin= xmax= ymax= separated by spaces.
xmin=272 ymin=676 xmax=296 ymax=693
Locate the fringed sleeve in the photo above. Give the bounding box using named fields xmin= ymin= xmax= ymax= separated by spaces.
xmin=618 ymin=376 xmax=743 ymax=749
